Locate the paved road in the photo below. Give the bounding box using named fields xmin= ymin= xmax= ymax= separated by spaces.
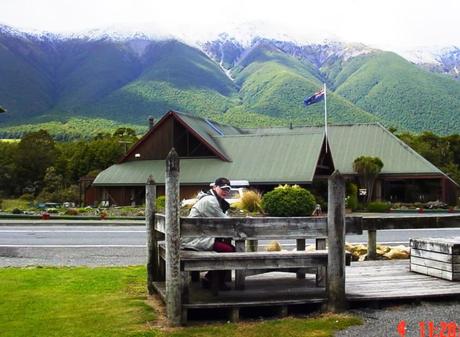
xmin=1 ymin=224 xmax=460 ymax=266
xmin=0 ymin=226 xmax=145 ymax=246
xmin=1 ymin=225 xmax=460 ymax=246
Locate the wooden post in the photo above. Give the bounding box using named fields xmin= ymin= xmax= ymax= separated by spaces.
xmin=296 ymin=239 xmax=306 ymax=279
xmin=165 ymin=149 xmax=182 ymax=326
xmin=367 ymin=229 xmax=377 ymax=260
xmin=327 ymin=171 xmax=346 ymax=312
xmin=316 ymin=238 xmax=327 ymax=286
xmin=235 ymin=240 xmax=246 ymax=290
xmin=146 ymin=175 xmax=158 ymax=295
xmin=246 ymin=239 xmax=258 ymax=252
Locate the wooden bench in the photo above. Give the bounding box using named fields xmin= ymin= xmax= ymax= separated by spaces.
xmin=147 ymin=160 xmax=360 ymax=325
xmin=181 ymin=249 xmax=351 ymax=292
xmin=410 ymin=237 xmax=460 ymax=281
xmin=159 ymin=236 xmax=353 ymax=297
xmin=156 ymin=217 xmax=361 ymax=294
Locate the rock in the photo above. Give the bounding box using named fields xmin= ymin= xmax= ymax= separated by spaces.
xmin=359 ymin=253 xmax=390 ymax=261
xmin=265 ymin=240 xmax=282 ymax=251
xmin=384 ymin=245 xmax=410 ymax=259
xmin=305 ymin=244 xmax=317 ymax=252
xmin=377 ymin=245 xmax=391 ymax=254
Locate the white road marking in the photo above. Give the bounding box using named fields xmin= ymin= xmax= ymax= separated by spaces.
xmin=0 ymin=230 xmax=144 ymax=233
xmin=371 ymin=228 xmax=460 ymax=231
xmin=0 ymin=244 xmax=146 ymax=248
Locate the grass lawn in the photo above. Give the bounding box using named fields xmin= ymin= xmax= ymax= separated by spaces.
xmin=0 ymin=199 xmax=31 ymax=212
xmin=0 ymin=139 xmax=20 ymax=143
xmin=0 ymin=267 xmax=362 ymax=337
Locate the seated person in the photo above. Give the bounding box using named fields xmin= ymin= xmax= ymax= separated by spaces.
xmin=181 ymin=177 xmax=235 ymax=290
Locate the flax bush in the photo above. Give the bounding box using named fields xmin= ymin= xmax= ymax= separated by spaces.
xmin=239 ymin=190 xmax=262 ymax=212
xmin=346 ymin=182 xmax=359 ymax=211
xmin=261 ymin=185 xmax=316 ymax=216
xmin=155 ymin=195 xmax=166 ymax=211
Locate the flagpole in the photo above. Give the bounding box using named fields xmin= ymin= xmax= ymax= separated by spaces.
xmin=324 ymin=82 xmax=328 ymax=153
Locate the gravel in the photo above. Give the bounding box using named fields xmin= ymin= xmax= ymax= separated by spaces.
xmin=0 ymin=246 xmax=147 ymax=267
xmin=337 ymin=300 xmax=460 ymax=337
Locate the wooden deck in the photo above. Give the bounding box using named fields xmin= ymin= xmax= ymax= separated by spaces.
xmin=153 ymin=260 xmax=460 ymax=313
xmin=346 ymin=260 xmax=460 ymax=301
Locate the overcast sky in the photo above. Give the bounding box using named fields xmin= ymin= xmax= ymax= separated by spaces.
xmin=0 ymin=0 xmax=459 ymax=51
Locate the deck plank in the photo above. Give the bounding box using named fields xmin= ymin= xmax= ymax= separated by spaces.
xmin=152 ymin=260 xmax=460 ymax=312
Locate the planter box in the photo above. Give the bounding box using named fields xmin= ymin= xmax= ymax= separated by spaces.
xmin=410 ymin=238 xmax=460 ymax=281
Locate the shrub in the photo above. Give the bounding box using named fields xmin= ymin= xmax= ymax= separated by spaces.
xmin=19 ymin=193 xmax=34 ymax=201
xmin=56 ymin=185 xmax=79 ymax=204
xmin=156 ymin=196 xmax=166 ymax=210
xmin=46 ymin=208 xmax=59 ymax=214
xmin=261 ymin=185 xmax=316 ymax=216
xmin=36 ymin=191 xmax=54 ymax=202
xmin=239 ymin=190 xmax=262 ymax=213
xmin=346 ymin=182 xmax=358 ymax=211
xmin=65 ymin=208 xmax=79 ymax=216
xmin=11 ymin=208 xmax=23 ymax=214
xmin=367 ymin=201 xmax=391 ymax=213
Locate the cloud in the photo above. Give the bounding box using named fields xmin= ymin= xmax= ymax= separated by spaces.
xmin=0 ymin=0 xmax=459 ymax=50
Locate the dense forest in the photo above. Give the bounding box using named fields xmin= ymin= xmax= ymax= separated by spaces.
xmin=0 ymin=128 xmax=459 ymax=204
xmin=0 ymin=128 xmax=138 ymax=203
xmin=396 ymin=130 xmax=460 ymax=185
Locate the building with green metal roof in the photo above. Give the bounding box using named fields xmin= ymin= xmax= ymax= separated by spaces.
xmin=88 ymin=110 xmax=458 ymax=206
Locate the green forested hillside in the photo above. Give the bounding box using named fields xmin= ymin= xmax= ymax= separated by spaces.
xmin=0 ymin=34 xmax=54 ymax=122
xmin=83 ymin=40 xmax=240 ymax=122
xmin=0 ymin=117 xmax=146 ymax=140
xmin=54 ymin=40 xmax=142 ymax=110
xmin=1 ymin=29 xmax=460 ymax=137
xmin=328 ymin=52 xmax=460 ymax=133
xmin=140 ymin=40 xmax=236 ymax=95
xmin=232 ymin=47 xmax=379 ymax=125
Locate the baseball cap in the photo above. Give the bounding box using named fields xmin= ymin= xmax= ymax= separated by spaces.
xmin=213 ymin=177 xmax=231 ymax=190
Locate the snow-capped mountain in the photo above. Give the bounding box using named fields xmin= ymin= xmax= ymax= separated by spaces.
xmin=1 ymin=22 xmax=460 ymax=136
xmin=2 ymin=21 xmax=459 ymax=79
xmin=399 ymin=46 xmax=460 ymax=79
xmin=201 ymin=35 xmax=376 ymax=70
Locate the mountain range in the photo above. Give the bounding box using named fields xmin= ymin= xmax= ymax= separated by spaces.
xmin=1 ymin=23 xmax=460 ymax=137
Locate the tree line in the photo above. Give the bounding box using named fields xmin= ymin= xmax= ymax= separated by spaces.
xmin=396 ymin=130 xmax=460 ymax=184
xmin=0 ymin=128 xmax=138 ymax=203
xmin=0 ymin=128 xmax=459 ymax=204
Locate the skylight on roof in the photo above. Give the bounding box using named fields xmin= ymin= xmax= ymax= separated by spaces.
xmin=205 ymin=119 xmax=224 ymax=136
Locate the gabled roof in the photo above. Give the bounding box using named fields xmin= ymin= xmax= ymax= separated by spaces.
xmin=241 ymin=123 xmax=445 ymax=175
xmin=94 ymin=131 xmax=325 ymax=186
xmin=94 ymin=112 xmax=453 ymax=187
xmin=327 ymin=123 xmax=444 ymax=175
xmin=120 ymin=110 xmax=243 ymax=163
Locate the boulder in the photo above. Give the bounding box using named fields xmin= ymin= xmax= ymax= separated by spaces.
xmin=265 ymin=240 xmax=282 ymax=252
xmin=384 ymin=245 xmax=410 ymax=259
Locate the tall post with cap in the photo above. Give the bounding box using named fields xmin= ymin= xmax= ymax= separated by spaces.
xmin=165 ymin=148 xmax=182 ymax=326
xmin=327 ymin=170 xmax=346 ymax=312
xmin=146 ymin=175 xmax=158 ymax=294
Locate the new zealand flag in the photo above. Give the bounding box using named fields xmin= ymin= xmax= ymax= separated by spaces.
xmin=304 ymin=89 xmax=325 ymax=106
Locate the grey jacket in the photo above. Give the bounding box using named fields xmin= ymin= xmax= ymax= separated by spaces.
xmin=181 ymin=190 xmax=228 ymax=251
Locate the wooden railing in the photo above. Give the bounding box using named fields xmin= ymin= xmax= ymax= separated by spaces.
xmin=145 ymin=148 xmax=460 ymax=325
xmin=361 ymin=213 xmax=460 ymax=259
xmin=146 ymin=149 xmax=351 ymax=325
